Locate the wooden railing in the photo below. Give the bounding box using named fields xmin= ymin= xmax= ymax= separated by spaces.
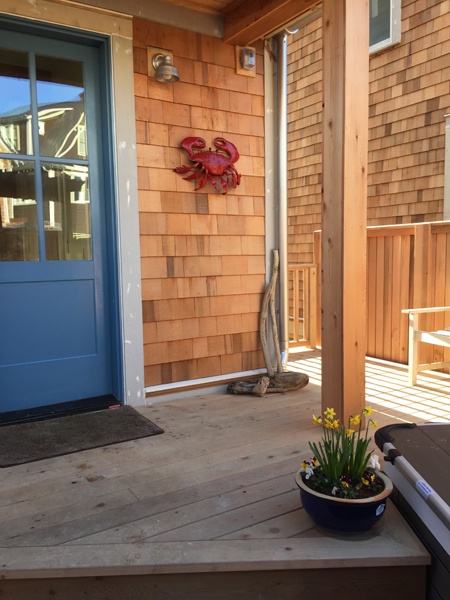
xmin=311 ymin=222 xmax=450 ymax=368
xmin=288 ymin=264 xmax=317 ymax=348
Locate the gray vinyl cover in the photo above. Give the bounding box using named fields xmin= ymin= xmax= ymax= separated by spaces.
xmin=376 ymin=423 xmax=450 ymax=600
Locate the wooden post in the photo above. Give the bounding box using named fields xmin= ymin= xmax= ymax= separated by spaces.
xmin=321 ymin=0 xmax=369 ymax=422
xmin=313 ymin=230 xmax=322 ymax=348
xmin=413 ymin=223 xmax=432 ymax=367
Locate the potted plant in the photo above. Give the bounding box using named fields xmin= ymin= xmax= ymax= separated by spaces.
xmin=295 ymin=406 xmax=393 ymax=532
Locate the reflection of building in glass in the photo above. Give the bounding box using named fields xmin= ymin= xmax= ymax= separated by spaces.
xmin=0 ymin=94 xmax=86 ymax=157
xmin=0 ymin=97 xmax=91 ymax=262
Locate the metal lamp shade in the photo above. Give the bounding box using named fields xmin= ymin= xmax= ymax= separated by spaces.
xmin=153 ymin=54 xmax=179 ymax=83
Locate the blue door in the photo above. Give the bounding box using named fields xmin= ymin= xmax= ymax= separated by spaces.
xmin=0 ymin=27 xmax=118 ymax=412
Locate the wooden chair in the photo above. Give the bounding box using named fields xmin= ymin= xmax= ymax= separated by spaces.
xmin=402 ymin=307 xmax=450 ymax=385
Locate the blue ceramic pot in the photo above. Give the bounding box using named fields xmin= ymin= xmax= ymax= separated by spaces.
xmin=295 ymin=470 xmax=393 ymax=532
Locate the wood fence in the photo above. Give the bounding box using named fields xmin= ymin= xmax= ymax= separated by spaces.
xmin=304 ymin=222 xmax=450 ymax=369
xmin=288 ymin=264 xmax=317 ymax=348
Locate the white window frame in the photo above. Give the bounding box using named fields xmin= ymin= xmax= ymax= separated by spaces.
xmin=369 ymin=0 xmax=401 ymax=54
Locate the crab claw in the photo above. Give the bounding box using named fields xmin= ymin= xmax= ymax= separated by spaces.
xmin=181 ymin=137 xmax=206 ymax=159
xmin=184 ymin=170 xmax=204 ymax=181
xmin=174 ymin=165 xmax=193 ymax=174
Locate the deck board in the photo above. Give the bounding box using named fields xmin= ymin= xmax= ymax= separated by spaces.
xmin=0 ymin=350 xmax=442 ymax=598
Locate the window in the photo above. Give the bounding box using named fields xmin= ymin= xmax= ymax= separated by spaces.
xmin=369 ymin=0 xmax=401 ymax=54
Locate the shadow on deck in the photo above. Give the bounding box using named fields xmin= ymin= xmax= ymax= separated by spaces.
xmin=1 ymin=349 xmax=447 ymax=599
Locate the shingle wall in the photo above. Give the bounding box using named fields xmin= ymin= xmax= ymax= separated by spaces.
xmin=287 ymin=0 xmax=450 ymax=266
xmin=133 ymin=18 xmax=266 ymax=387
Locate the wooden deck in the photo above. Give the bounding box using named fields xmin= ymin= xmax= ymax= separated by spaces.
xmin=1 ymin=349 xmax=447 ymax=599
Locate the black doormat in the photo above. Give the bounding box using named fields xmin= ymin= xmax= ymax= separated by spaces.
xmin=0 ymin=406 xmax=164 ymax=467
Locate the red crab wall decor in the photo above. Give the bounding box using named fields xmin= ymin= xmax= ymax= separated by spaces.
xmin=174 ymin=136 xmax=241 ymax=194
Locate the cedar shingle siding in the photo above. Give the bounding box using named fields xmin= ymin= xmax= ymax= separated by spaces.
xmin=134 ymin=19 xmax=266 ymax=387
xmin=287 ymin=0 xmax=450 ymax=266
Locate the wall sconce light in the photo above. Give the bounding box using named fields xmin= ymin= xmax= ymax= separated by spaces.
xmin=240 ymin=47 xmax=255 ymax=70
xmin=147 ymin=47 xmax=180 ymax=83
xmin=235 ymin=45 xmax=256 ymax=77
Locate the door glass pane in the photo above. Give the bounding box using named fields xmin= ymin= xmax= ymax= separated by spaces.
xmin=0 ymin=160 xmax=38 ymax=261
xmin=36 ymin=56 xmax=86 ymax=160
xmin=0 ymin=48 xmax=33 ymax=155
xmin=43 ymin=163 xmax=91 ymax=261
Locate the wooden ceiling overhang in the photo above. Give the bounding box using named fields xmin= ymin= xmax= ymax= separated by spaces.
xmin=69 ymin=0 xmax=322 ymax=45
xmin=222 ymin=0 xmax=321 ymax=46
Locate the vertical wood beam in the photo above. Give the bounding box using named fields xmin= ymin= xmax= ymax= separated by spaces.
xmin=321 ymin=0 xmax=369 ymax=422
xmin=313 ymin=230 xmax=322 ymax=348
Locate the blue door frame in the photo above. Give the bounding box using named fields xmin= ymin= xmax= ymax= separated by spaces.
xmin=0 ymin=20 xmax=122 ymax=413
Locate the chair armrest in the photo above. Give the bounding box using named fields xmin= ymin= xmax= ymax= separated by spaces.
xmin=402 ymin=307 xmax=450 ymax=315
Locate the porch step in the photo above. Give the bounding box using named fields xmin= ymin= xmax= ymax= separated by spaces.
xmin=0 ymin=502 xmax=430 ymax=599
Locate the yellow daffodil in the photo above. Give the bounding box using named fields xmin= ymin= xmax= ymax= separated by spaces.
xmin=303 ymin=406 xmax=380 ymax=500
xmin=349 ymin=414 xmax=360 ymax=426
xmin=324 ymin=407 xmax=336 ymax=420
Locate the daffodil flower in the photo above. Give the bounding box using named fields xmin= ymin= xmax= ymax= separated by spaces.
xmin=349 ymin=414 xmax=360 ymax=426
xmin=302 ymin=406 xmax=381 ymax=499
xmin=324 ymin=407 xmax=336 ymax=419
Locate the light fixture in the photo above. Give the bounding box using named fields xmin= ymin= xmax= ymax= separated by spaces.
xmin=151 ymin=53 xmax=179 ymax=83
xmin=240 ymin=47 xmax=256 ymax=71
xmin=235 ymin=45 xmax=256 ymax=77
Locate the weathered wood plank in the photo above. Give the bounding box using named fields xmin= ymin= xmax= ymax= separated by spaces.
xmin=0 ymin=566 xmax=427 ymax=600
xmin=0 ymin=352 xmax=435 ymax=600
xmin=0 ymin=393 xmax=315 ymax=488
xmin=367 ymin=237 xmax=377 ymax=357
xmin=375 ymin=236 xmax=385 ymax=358
xmin=217 ymin=507 xmax=314 ymax=540
xmin=0 ymin=506 xmax=430 ymax=577
xmin=383 ymin=235 xmax=393 ymax=360
xmin=390 ymin=235 xmax=402 ymax=363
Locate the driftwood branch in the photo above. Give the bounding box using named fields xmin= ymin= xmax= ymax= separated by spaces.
xmin=227 ymin=248 xmax=310 ymax=397
xmin=259 ymin=250 xmax=280 ymax=376
xmin=227 ymin=372 xmax=309 ymax=396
